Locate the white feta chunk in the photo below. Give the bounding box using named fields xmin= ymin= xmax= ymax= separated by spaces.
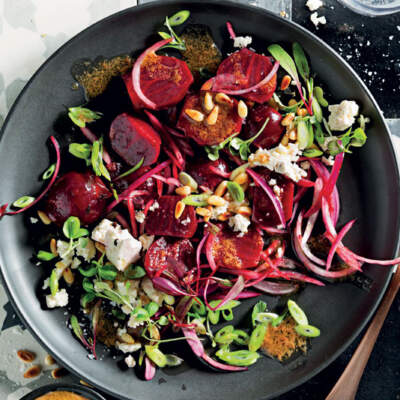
xmin=46 ymin=289 xmax=69 ymax=308
xmin=268 ymin=178 xmax=277 ymax=186
xmin=248 ymin=143 xmax=307 ymax=182
xmin=310 ymin=12 xmax=326 ymax=27
xmin=233 ymin=35 xmax=253 ymax=49
xmin=116 ymin=342 xmax=141 ymax=354
xmin=57 ymin=240 xmax=73 ymax=267
xmin=30 ymin=217 xmax=38 ymax=224
xmin=135 ymin=211 xmax=146 ymax=224
xmin=139 ymin=234 xmax=155 ymax=251
xmin=127 ymin=314 xmax=146 ymax=329
xmin=91 ymin=219 xmax=116 ymax=244
xmin=306 ymin=0 xmax=323 ymax=11
xmin=149 ymin=201 xmax=159 ymax=211
xmin=322 ymin=155 xmax=335 ymax=166
xmin=210 ymin=203 xmax=229 ymax=220
xmin=328 ymin=100 xmax=359 ymax=131
xmin=76 ymin=238 xmax=96 ymax=262
xmin=228 ymin=214 xmax=251 ymax=234
xmin=125 ymin=355 xmax=136 ymax=368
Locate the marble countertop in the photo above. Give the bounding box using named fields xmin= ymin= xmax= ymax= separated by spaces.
xmin=0 ymin=0 xmax=399 ymax=399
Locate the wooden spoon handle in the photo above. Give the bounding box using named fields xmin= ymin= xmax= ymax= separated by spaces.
xmin=326 ymin=266 xmax=400 ymax=400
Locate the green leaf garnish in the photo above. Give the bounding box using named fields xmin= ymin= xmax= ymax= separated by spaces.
xmin=82 ymin=277 xmax=94 ymax=293
xmin=115 ymin=157 xmax=144 ymax=180
xmin=69 ymin=143 xmax=92 ymax=164
xmin=268 ymin=44 xmax=299 ymax=84
xmin=124 ymin=265 xmax=146 ymax=279
xmin=91 ymin=138 xmax=111 ymax=181
xmin=81 ymin=292 xmax=96 ymax=308
xmin=49 ymin=269 xmax=58 ymax=297
xmin=37 ymin=250 xmax=56 ymax=261
xmin=145 ymin=301 xmax=159 ymax=317
xmin=42 ymin=164 xmax=56 ymax=180
xmin=350 ymin=127 xmax=367 ymax=147
xmin=158 ymin=12 xmax=189 ymax=51
xmin=251 ymin=301 xmax=267 ymax=327
xmin=205 ymin=132 xmax=239 ymax=161
xmin=292 ymin=42 xmax=309 ymax=82
xmin=79 ymin=264 xmax=98 ymax=277
xmin=98 ymin=264 xmax=118 ymax=281
xmin=13 ymin=196 xmax=35 ymax=208
xmin=303 ymin=148 xmax=323 ymax=158
xmin=226 ymin=181 xmax=244 ymax=202
xmin=183 ymin=193 xmax=211 ymax=207
xmin=314 ymin=86 xmax=329 ymax=107
xmin=63 ymin=216 xmax=81 ymax=240
xmin=68 ymin=107 xmax=102 ymax=128
xmin=70 ymin=315 xmax=84 ymax=340
xmin=312 ymin=98 xmax=323 ymax=123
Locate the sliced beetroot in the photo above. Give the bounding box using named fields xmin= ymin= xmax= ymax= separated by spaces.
xmin=252 ymin=171 xmax=294 ymax=227
xmin=186 ymin=158 xmax=229 ymax=190
xmin=213 ymin=48 xmax=277 ymax=104
xmin=109 ymin=113 xmax=161 ymax=167
xmin=45 ymin=171 xmax=111 ymax=226
xmin=113 ymin=166 xmax=156 ymax=207
xmin=244 ymin=105 xmax=284 ymax=149
xmin=123 ymin=53 xmax=193 ymax=110
xmin=208 ymin=227 xmax=263 ymax=269
xmin=176 ymin=92 xmax=242 ymax=146
xmin=144 ymin=237 xmax=195 ymax=278
xmin=145 ymin=195 xmax=198 ymax=238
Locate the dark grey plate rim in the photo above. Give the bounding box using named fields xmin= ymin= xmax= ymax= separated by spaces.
xmin=0 ymin=1 xmax=398 ymax=399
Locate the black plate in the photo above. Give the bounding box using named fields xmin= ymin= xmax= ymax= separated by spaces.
xmin=0 ymin=1 xmax=399 ymax=400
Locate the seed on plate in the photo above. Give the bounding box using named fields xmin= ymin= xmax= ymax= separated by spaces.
xmin=214 ymin=181 xmax=228 ymax=197
xmin=297 ymin=108 xmax=308 ymax=117
xmin=288 ymin=99 xmax=297 ymax=107
xmin=178 ymin=172 xmax=198 ymax=191
xmin=289 ymin=129 xmax=297 ymax=140
xmin=281 ymin=113 xmax=295 ymax=126
xmin=217 ymin=213 xmax=230 ymax=222
xmin=241 ymin=181 xmax=249 ymax=192
xmin=237 ymin=100 xmax=248 ymax=119
xmin=44 ymin=354 xmax=55 ymax=366
xmin=95 ymin=242 xmax=106 ymax=254
xmin=51 ymin=367 xmax=68 ymax=379
xmin=237 ymin=206 xmax=252 ymax=217
xmin=23 ymin=365 xmax=41 ymax=379
xmin=148 ymin=325 xmax=161 ymax=341
xmin=267 ymin=97 xmax=280 ymax=110
xmin=256 ymin=153 xmax=269 ymax=164
xmin=215 ymin=92 xmax=233 ymax=105
xmin=203 ymin=92 xmax=214 ymax=112
xmin=62 ymin=268 xmax=74 ymax=285
xmin=185 ymin=109 xmax=204 ymax=122
xmin=17 ymin=350 xmax=36 ymax=363
xmin=175 ymin=200 xmax=185 ymax=219
xmin=120 ymin=333 xmax=136 ymax=344
xmin=55 ymin=261 xmax=66 ymax=271
xmin=50 ymin=238 xmax=58 ymax=256
xmin=281 ymin=133 xmax=289 ymax=146
xmin=223 ymin=192 xmax=232 ymax=202
xmin=207 ymin=195 xmax=226 ymax=207
xmin=196 ymin=207 xmax=211 ymax=217
xmin=206 ymin=105 xmax=219 ymax=126
xmin=280 ymin=75 xmax=292 ymax=91
xmin=175 ymin=185 xmax=192 ymax=197
xmin=233 ymin=172 xmax=248 ymax=185
xmin=37 ymin=210 xmax=51 ymax=225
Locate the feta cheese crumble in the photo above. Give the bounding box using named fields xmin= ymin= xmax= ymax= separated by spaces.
xmin=91 ymin=219 xmax=142 ymax=271
xmin=328 ymin=100 xmax=359 ymax=131
xmin=125 ymin=355 xmax=136 ymax=368
xmin=116 ymin=342 xmax=141 ymax=354
xmin=46 ymin=288 xmax=69 ymax=308
xmin=233 ymin=35 xmax=252 ymax=49
xmin=210 ymin=203 xmax=228 ymax=220
xmin=248 ymin=143 xmax=307 ymax=182
xmin=310 ymin=12 xmax=326 ymax=27
xmin=149 ymin=201 xmax=160 ymax=212
xmin=139 ymin=234 xmax=155 ymax=251
xmin=135 ymin=211 xmax=146 ymax=224
xmin=322 ymin=155 xmax=335 ymax=166
xmin=306 ymin=0 xmax=323 ymax=11
xmin=228 ymin=214 xmax=250 ymax=234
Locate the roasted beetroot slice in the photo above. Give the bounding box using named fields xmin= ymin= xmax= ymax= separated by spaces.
xmin=144 ymin=237 xmax=195 ymax=277
xmin=252 ymin=171 xmax=294 ymax=227
xmin=209 ymin=227 xmax=263 ymax=269
xmin=186 ymin=158 xmax=229 ymax=190
xmin=113 ymin=166 xmax=156 ymax=207
xmin=45 ymin=171 xmax=111 ymax=226
xmin=110 ymin=113 xmax=161 ymax=167
xmin=145 ymin=195 xmax=198 ymax=238
xmin=213 ymin=48 xmax=277 ymax=103
xmin=176 ymin=92 xmax=242 ymax=146
xmin=244 ymin=105 xmax=284 ymax=149
xmin=123 ymin=54 xmax=193 ymax=110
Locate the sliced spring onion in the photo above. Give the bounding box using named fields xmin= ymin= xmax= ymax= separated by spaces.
xmin=178 ymin=172 xmax=198 ymax=191
xmin=183 ymin=193 xmax=210 ymax=206
xmin=233 ymin=330 xmax=250 ymax=345
xmin=145 ymin=345 xmax=167 ymax=368
xmin=222 ymin=308 xmax=234 ymax=321
xmin=167 ymin=10 xmax=190 ymax=26
xmin=165 ymin=354 xmax=184 ymax=367
xmin=288 ymin=300 xmax=308 ymax=326
xmin=313 ymin=86 xmax=328 ymax=107
xmin=255 ymin=312 xmax=279 ymax=325
xmin=215 ymin=325 xmax=235 ymax=345
xmin=49 ymin=269 xmax=58 ymax=297
xmin=303 ymin=148 xmax=323 ymax=158
xmin=208 ymin=310 xmax=220 ymax=325
xmin=12 ymin=196 xmax=35 ymax=208
xmin=215 ymin=348 xmax=260 ymax=367
xmin=295 ymin=324 xmax=320 ymax=337
xmin=69 ymin=143 xmax=92 ymax=162
xmin=42 ymin=164 xmax=56 ymax=180
xmin=208 ymin=300 xmax=240 ymax=311
xmin=37 ymin=250 xmax=56 ymax=261
xmin=251 ymin=301 xmax=267 ymax=327
xmin=297 ymin=120 xmax=310 ymax=150
xmin=230 ymin=163 xmax=249 ymax=181
xmin=312 ymin=98 xmax=323 ymax=123
xmin=226 ymin=181 xmax=244 ymax=202
xmin=248 ymin=323 xmax=267 ymax=352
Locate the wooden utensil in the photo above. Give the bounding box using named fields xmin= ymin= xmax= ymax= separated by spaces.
xmin=326 ymin=266 xmax=400 ymax=400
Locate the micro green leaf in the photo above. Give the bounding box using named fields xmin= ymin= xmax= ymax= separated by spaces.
xmin=115 ymin=157 xmax=144 ymax=180
xmin=124 ymin=265 xmax=146 ymax=279
xmin=314 ymin=86 xmax=329 ymax=107
xmin=98 ymin=264 xmax=118 ymax=281
xmin=49 ymin=269 xmax=58 ymax=297
xmin=63 ymin=216 xmax=81 ymax=240
xmin=68 ymin=107 xmax=102 ymax=128
xmin=91 ymin=138 xmax=111 ymax=181
xmin=81 ymin=292 xmax=96 ymax=308
xmin=292 ymin=42 xmax=310 ymax=82
xmin=268 ymin=44 xmax=299 ymax=83
xmin=69 ymin=143 xmax=92 ymax=164
xmin=37 ymin=250 xmax=56 ymax=261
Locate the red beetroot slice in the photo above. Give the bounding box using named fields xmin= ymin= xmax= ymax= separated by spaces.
xmin=187 ymin=158 xmax=229 ymax=190
xmin=209 ymin=227 xmax=263 ymax=269
xmin=110 ymin=113 xmax=161 ymax=167
xmin=144 ymin=237 xmax=195 ymax=278
xmin=123 ymin=54 xmax=193 ymax=110
xmin=176 ymin=92 xmax=242 ymax=146
xmin=145 ymin=195 xmax=198 ymax=238
xmin=45 ymin=171 xmax=111 ymax=226
xmin=113 ymin=166 xmax=156 ymax=207
xmin=252 ymin=171 xmax=294 ymax=227
xmin=213 ymin=48 xmax=277 ymax=103
xmin=244 ymin=105 xmax=284 ymax=149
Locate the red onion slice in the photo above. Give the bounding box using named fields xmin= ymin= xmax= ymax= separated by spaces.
xmin=206 ymin=275 xmax=245 ymax=311
xmin=152 ymin=276 xmax=192 ymax=297
xmin=226 ymin=21 xmax=236 ymax=39
xmin=132 ymin=38 xmax=172 ymax=110
xmin=253 ymin=280 xmax=299 ymax=295
xmin=247 ymin=168 xmax=286 ymax=227
xmin=182 ymin=327 xmax=205 ymax=357
xmin=144 ymin=357 xmax=156 ymax=381
xmin=212 ymin=61 xmax=279 ymax=96
xmin=196 ymin=233 xmax=209 ymax=294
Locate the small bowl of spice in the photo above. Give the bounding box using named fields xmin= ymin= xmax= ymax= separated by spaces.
xmin=20 ymin=384 xmax=106 ymax=400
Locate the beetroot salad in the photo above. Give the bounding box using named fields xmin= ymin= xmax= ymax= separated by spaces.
xmin=1 ymin=10 xmax=398 ymax=379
